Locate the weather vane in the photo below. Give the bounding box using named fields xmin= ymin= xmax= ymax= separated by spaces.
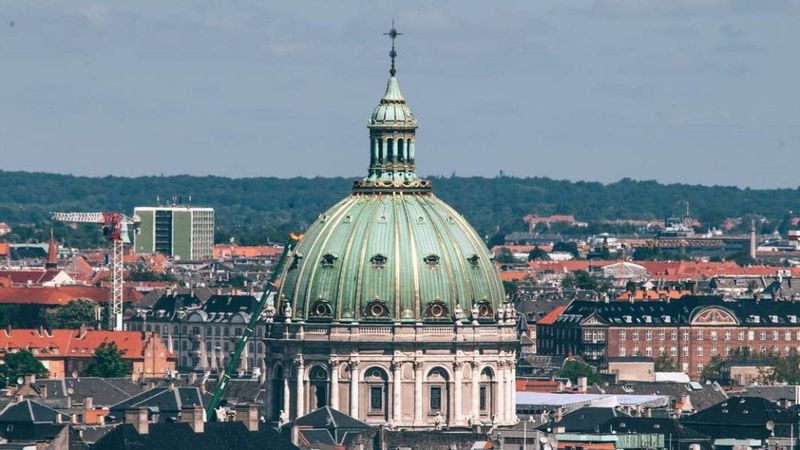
xmin=383 ymin=20 xmax=402 ymax=76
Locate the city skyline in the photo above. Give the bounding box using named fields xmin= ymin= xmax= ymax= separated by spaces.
xmin=1 ymin=1 xmax=798 ymax=188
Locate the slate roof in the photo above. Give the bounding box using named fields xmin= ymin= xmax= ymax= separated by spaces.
xmin=294 ymin=406 xmax=372 ymax=448
xmin=90 ymin=421 xmax=298 ymax=450
xmin=202 ymin=295 xmax=258 ymax=314
xmin=109 ymin=387 xmax=212 ymax=422
xmin=682 ymin=396 xmax=796 ymax=439
xmin=536 ymin=407 xmax=628 ymax=433
xmin=601 ymin=417 xmax=711 ymax=450
xmin=742 ymin=386 xmax=799 ymax=404
xmin=0 ymin=400 xmax=66 ymax=424
xmin=554 ymin=296 xmax=800 ymax=327
xmin=64 ymin=377 xmax=145 ymax=407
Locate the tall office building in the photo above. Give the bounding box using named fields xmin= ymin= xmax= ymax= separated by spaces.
xmin=134 ymin=206 xmax=214 ymax=260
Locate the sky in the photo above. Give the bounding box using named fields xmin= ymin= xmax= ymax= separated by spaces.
xmin=1 ymin=1 xmax=798 ymax=188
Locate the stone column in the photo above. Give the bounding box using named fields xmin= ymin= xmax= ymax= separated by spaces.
xmin=391 ymin=138 xmax=398 ymax=163
xmin=496 ymin=362 xmax=505 ymax=423
xmin=282 ymin=366 xmax=291 ymax=417
xmin=507 ymin=360 xmax=516 ymax=422
xmin=330 ymin=360 xmax=340 ymax=410
xmin=471 ymin=362 xmax=480 ymax=420
xmin=453 ymin=362 xmax=463 ymax=424
xmin=295 ymin=356 xmax=305 ymax=419
xmin=392 ymin=361 xmax=403 ymax=423
xmin=349 ymin=361 xmax=360 ymax=419
xmin=414 ymin=361 xmax=423 ymax=425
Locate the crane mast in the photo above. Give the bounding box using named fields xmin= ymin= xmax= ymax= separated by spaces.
xmin=52 ymin=211 xmax=138 ymax=330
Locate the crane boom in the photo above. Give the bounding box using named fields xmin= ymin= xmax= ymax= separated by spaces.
xmin=52 ymin=211 xmax=139 ymax=330
xmin=206 ymin=240 xmax=295 ymax=419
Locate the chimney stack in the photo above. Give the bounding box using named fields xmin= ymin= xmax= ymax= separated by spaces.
xmin=84 ymin=396 xmax=93 ymax=410
xmin=577 ymin=376 xmax=588 ymax=393
xmin=24 ymin=374 xmax=36 ymax=385
xmin=236 ymin=404 xmax=259 ymax=432
xmin=40 ymin=385 xmax=47 ymax=399
xmin=125 ymin=407 xmax=149 ymax=434
xmin=180 ymin=406 xmax=205 ymax=433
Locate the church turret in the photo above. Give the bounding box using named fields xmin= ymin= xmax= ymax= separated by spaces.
xmin=46 ymin=230 xmax=58 ymax=270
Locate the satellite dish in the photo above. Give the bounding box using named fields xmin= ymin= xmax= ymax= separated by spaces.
xmin=766 ymin=420 xmax=775 ymax=431
xmin=16 ymin=377 xmax=23 ymax=385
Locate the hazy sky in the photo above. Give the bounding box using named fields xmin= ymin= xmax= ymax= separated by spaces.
xmin=1 ymin=1 xmax=798 ymax=188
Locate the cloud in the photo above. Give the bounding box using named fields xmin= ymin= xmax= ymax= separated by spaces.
xmin=79 ymin=3 xmax=112 ymax=27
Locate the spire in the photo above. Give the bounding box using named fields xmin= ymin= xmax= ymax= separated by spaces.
xmin=46 ymin=229 xmax=58 ymax=270
xmin=383 ymin=20 xmax=402 ymax=77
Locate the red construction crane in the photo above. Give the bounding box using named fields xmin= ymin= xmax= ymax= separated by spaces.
xmin=52 ymin=212 xmax=139 ymax=330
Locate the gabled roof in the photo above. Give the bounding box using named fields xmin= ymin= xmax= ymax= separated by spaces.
xmin=109 ymin=386 xmax=212 ymax=422
xmin=295 ymin=406 xmax=370 ymax=430
xmin=682 ymin=396 xmax=796 ymax=439
xmin=537 ymin=407 xmax=628 ymax=433
xmin=0 ymin=400 xmax=66 ymax=424
xmin=91 ymin=421 xmax=298 ymax=450
xmin=0 ymin=329 xmax=150 ymax=361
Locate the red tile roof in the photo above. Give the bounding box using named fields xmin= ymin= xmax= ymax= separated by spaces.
xmin=538 ymin=305 xmax=567 ymax=325
xmin=0 ymin=270 xmax=64 ymax=285
xmin=213 ymin=244 xmax=284 ymax=259
xmin=0 ymin=286 xmax=141 ymax=306
xmin=0 ymin=329 xmax=146 ymax=360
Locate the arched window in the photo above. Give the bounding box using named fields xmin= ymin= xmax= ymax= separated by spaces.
xmin=364 ymin=367 xmax=389 ymax=418
xmin=426 ymin=367 xmax=450 ymax=416
xmin=397 ymin=138 xmax=405 ymax=161
xmin=309 ymin=366 xmax=329 ymax=409
xmin=479 ymin=367 xmax=495 ymax=415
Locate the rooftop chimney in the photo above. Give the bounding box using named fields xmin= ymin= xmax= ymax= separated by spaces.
xmin=235 ymin=404 xmax=259 ymax=432
xmin=84 ymin=396 xmax=93 ymax=410
xmin=180 ymin=405 xmax=204 ymax=433
xmin=577 ymin=376 xmax=588 ymax=393
xmin=24 ymin=374 xmax=36 ymax=385
xmin=125 ymin=407 xmax=149 ymax=434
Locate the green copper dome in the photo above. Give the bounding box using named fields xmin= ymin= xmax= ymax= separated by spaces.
xmin=276 ymin=38 xmax=506 ymax=324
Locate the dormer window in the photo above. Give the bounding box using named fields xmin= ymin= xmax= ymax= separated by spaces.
xmin=321 ymin=253 xmax=338 ymax=268
xmin=370 ymin=254 xmax=387 ymax=269
xmin=424 ymin=254 xmax=440 ymax=269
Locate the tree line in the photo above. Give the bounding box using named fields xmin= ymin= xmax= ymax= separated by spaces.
xmin=1 ymin=171 xmax=798 ymax=247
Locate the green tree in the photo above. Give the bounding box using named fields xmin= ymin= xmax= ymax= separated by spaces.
xmin=700 ymin=355 xmax=725 ymax=382
xmin=50 ymin=299 xmax=97 ymax=329
xmin=727 ymin=251 xmax=756 ymax=266
xmin=562 ymin=270 xmax=598 ymax=291
xmin=85 ymin=343 xmax=131 ymax=378
xmin=495 ymin=247 xmax=517 ymax=264
xmin=558 ymin=360 xmax=602 ymax=385
xmin=653 ymin=355 xmax=677 ymax=372
xmin=553 ymin=242 xmax=579 ymax=258
xmin=0 ymin=350 xmax=48 ymax=387
xmin=503 ymin=280 xmax=518 ymax=297
xmin=527 ymin=246 xmax=550 ymax=261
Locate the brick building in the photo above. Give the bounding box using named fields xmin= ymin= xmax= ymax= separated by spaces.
xmin=537 ymin=296 xmax=800 ymax=380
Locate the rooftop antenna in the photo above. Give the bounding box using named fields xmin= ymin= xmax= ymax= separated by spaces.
xmin=383 ymin=20 xmax=402 ymax=76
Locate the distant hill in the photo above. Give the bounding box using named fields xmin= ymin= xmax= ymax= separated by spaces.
xmin=1 ymin=171 xmax=798 ymax=247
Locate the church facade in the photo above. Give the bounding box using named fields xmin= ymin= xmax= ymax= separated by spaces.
xmin=263 ymin=27 xmax=518 ymax=429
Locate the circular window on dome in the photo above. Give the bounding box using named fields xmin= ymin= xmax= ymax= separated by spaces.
xmin=424 ymin=299 xmax=450 ymax=321
xmin=309 ymin=298 xmax=332 ymax=319
xmin=363 ymin=299 xmax=390 ymax=320
xmin=476 ymin=300 xmax=494 ymax=319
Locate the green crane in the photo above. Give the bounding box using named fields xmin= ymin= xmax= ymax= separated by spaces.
xmin=205 ymin=237 xmax=297 ymax=419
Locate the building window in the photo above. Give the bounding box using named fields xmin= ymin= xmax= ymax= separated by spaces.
xmin=632 ymin=347 xmax=640 ymax=357
xmin=620 ymin=331 xmax=626 ymax=341
xmin=796 ymin=331 xmax=800 ymax=340
xmin=645 ymin=331 xmax=652 ymax=341
xmin=786 ymin=347 xmax=791 ymax=356
xmin=671 ymin=347 xmax=678 ymax=357
xmin=619 ymin=346 xmax=626 ymax=357
xmin=429 ymin=386 xmax=442 ymax=412
xmin=479 ymin=386 xmax=487 ymax=411
xmin=682 ymin=347 xmax=689 ymax=357
xmin=224 ymin=328 xmax=230 ymax=337
xmin=786 ymin=331 xmax=792 ymax=341
xmin=682 ymin=331 xmax=689 ymax=341
xmin=697 ymin=363 xmax=704 ymax=372
xmin=697 ymin=347 xmax=704 ymax=357
xmin=645 ymin=347 xmax=652 ymax=357
xmin=710 ymin=331 xmax=717 ymax=341
xmin=370 ymin=386 xmax=383 ymax=412
xmin=739 ymin=331 xmax=745 ymax=341
xmin=658 ymin=331 xmax=665 ymax=341
xmin=585 ymin=330 xmax=592 ymax=340
xmin=696 ymin=331 xmax=703 ymax=340
xmin=632 ymin=331 xmax=639 ymax=341
xmin=659 ymin=347 xmax=665 ymax=356
xmin=711 ymin=346 xmax=717 ymax=355
xmin=773 ymin=331 xmax=779 ymax=341
xmin=724 ymin=331 xmax=731 ymax=341
xmin=760 ymin=331 xmax=766 ymax=341
xmin=671 ymin=330 xmax=677 ymax=341
xmin=725 ymin=347 xmax=731 ymax=356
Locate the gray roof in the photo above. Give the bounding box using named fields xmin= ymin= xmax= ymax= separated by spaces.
xmin=590 ymin=381 xmax=727 ymax=411
xmin=0 ymin=400 xmax=65 ymax=424
xmin=109 ymin=386 xmax=211 ymax=422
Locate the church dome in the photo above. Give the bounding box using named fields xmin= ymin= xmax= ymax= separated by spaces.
xmin=276 ymin=32 xmax=506 ymax=324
